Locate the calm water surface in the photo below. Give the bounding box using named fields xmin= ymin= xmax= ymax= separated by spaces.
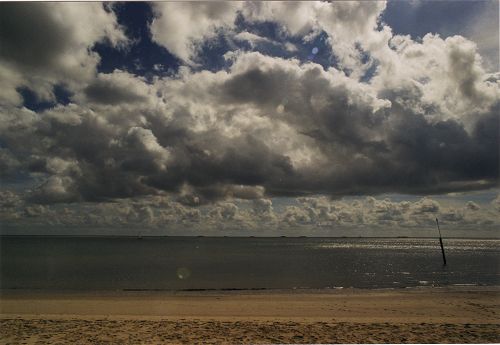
xmin=1 ymin=237 xmax=499 ymax=291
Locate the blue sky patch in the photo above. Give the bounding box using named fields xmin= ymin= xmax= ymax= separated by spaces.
xmin=93 ymin=2 xmax=181 ymax=79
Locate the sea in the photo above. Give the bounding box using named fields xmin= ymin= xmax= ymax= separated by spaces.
xmin=0 ymin=236 xmax=499 ymax=291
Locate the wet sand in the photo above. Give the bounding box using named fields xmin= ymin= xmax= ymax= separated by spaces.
xmin=1 ymin=287 xmax=499 ymax=344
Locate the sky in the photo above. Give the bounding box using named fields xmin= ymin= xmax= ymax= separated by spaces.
xmin=0 ymin=1 xmax=498 ymax=237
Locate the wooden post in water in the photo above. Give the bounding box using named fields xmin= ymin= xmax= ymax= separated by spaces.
xmin=435 ymin=218 xmax=447 ymax=266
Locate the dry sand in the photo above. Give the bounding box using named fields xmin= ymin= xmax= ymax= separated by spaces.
xmin=1 ymin=287 xmax=499 ymax=344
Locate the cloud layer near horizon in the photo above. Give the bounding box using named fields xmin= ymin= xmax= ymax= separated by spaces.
xmin=2 ymin=190 xmax=499 ymax=236
xmin=0 ymin=2 xmax=498 ymax=232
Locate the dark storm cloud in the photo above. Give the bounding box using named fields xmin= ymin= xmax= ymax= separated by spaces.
xmin=25 ymin=112 xmax=164 ymax=203
xmin=144 ymin=131 xmax=295 ymax=204
xmin=84 ymin=83 xmax=147 ymax=105
xmin=0 ymin=3 xmax=124 ymax=71
xmin=82 ymin=71 xmax=150 ymax=105
xmin=2 ymin=53 xmax=498 ymax=206
xmin=0 ymin=2 xmax=498 ymax=208
xmin=222 ymin=68 xmax=290 ymax=105
xmin=220 ymin=64 xmax=382 ymax=152
xmin=385 ymin=106 xmax=498 ymax=190
xmin=217 ymin=54 xmax=497 ymax=198
xmin=0 ymin=2 xmax=126 ymax=104
xmin=0 ymin=3 xmax=72 ymax=70
xmin=0 ymin=148 xmax=21 ymax=180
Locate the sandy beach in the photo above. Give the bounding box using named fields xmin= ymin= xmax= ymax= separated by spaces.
xmin=1 ymin=287 xmax=499 ymax=344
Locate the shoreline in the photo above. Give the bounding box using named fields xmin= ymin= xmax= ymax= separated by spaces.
xmin=1 ymin=283 xmax=498 ymax=295
xmin=1 ymin=286 xmax=499 ymax=322
xmin=1 ymin=286 xmax=499 ymax=343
